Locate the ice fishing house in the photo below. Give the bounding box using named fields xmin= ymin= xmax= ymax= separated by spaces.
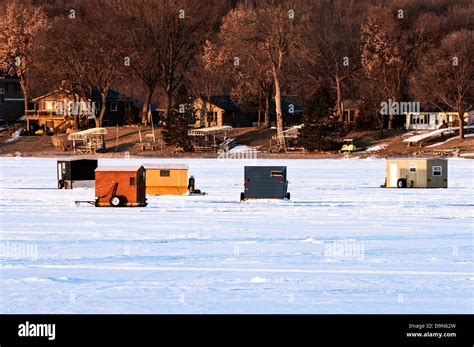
xmin=385 ymin=158 xmax=448 ymax=188
xmin=94 ymin=165 xmax=147 ymax=207
xmin=241 ymin=166 xmax=290 ymax=201
xmin=144 ymin=164 xmax=189 ymax=195
xmin=57 ymin=158 xmax=98 ymax=189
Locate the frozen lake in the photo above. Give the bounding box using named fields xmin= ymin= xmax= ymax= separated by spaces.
xmin=0 ymin=157 xmax=473 ymax=313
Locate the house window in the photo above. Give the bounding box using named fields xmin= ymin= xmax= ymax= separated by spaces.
xmin=130 ymin=177 xmax=136 ymax=186
xmin=432 ymin=166 xmax=442 ymax=176
xmin=160 ymin=170 xmax=170 ymax=177
xmin=0 ymin=86 xmax=5 ymax=94
xmin=125 ymin=102 xmax=131 ymax=110
xmin=409 ymin=163 xmax=416 ymax=173
xmin=44 ymin=101 xmax=54 ymax=111
xmin=111 ymin=102 xmax=118 ymax=112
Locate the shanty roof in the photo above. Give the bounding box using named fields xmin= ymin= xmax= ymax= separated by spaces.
xmin=143 ymin=164 xmax=188 ymax=170
xmin=57 ymin=157 xmax=97 ymax=162
xmin=67 ymin=128 xmax=108 ymax=140
xmin=188 ymin=126 xmax=233 ymax=136
xmin=95 ymin=165 xmax=143 ymax=172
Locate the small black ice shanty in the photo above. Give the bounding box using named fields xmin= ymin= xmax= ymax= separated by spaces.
xmin=241 ymin=166 xmax=290 ymax=201
xmin=57 ymin=159 xmax=98 ymax=189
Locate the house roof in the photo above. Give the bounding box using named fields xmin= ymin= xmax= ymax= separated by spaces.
xmin=199 ymin=95 xmax=240 ymax=112
xmin=198 ymin=95 xmax=304 ymax=114
xmin=92 ymin=88 xmax=157 ymax=110
xmin=0 ymin=72 xmax=19 ymax=81
xmin=32 ymin=90 xmax=91 ymax=102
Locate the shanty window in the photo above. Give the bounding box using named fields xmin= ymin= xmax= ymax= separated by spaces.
xmin=270 ymin=171 xmax=283 ymax=177
xmin=160 ymin=170 xmax=170 ymax=177
xmin=432 ymin=166 xmax=442 ymax=176
xmin=130 ymin=177 xmax=136 ymax=186
xmin=111 ymin=102 xmax=118 ymax=112
xmin=409 ymin=163 xmax=416 ymax=173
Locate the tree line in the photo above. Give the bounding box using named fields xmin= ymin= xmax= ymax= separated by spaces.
xmin=0 ymin=0 xmax=472 ymax=148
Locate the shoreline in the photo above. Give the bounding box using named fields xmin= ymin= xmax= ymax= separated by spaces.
xmin=0 ymin=151 xmax=466 ymax=160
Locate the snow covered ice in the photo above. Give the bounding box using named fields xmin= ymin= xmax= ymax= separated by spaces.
xmin=0 ymin=157 xmax=473 ymax=313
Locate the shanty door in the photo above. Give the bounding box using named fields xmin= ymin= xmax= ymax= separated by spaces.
xmin=136 ymin=169 xmax=146 ymax=204
xmin=57 ymin=162 xmax=66 ymax=180
xmin=389 ymin=163 xmax=398 ymax=187
xmin=430 ymin=164 xmax=445 ymax=188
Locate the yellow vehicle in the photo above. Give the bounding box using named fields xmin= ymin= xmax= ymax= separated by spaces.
xmin=339 ymin=139 xmax=361 ymax=153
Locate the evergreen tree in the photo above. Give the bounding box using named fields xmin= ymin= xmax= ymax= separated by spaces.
xmin=298 ymin=86 xmax=337 ymax=151
xmin=162 ymin=85 xmax=195 ymax=151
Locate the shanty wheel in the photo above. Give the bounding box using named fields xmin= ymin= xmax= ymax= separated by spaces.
xmin=240 ymin=193 xmax=245 ymax=201
xmin=286 ymin=192 xmax=291 ymax=200
xmin=397 ymin=179 xmax=407 ymax=188
xmin=58 ymin=181 xmax=64 ymax=189
xmin=110 ymin=195 xmax=122 ymax=207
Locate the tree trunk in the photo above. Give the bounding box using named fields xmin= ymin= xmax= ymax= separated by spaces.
xmin=23 ymin=90 xmax=29 ymax=118
xmin=19 ymin=77 xmax=28 ymax=117
xmin=387 ymin=98 xmax=394 ymax=130
xmin=95 ymin=93 xmax=107 ymax=128
xmin=257 ymin=90 xmax=261 ymax=127
xmin=336 ymin=76 xmax=343 ymax=122
xmin=272 ymin=66 xmax=284 ymax=150
xmin=19 ymin=76 xmax=30 ymax=134
xmin=166 ymin=87 xmax=173 ymax=126
xmin=73 ymin=94 xmax=79 ymax=130
xmin=142 ymin=87 xmax=155 ymax=126
xmin=458 ymin=113 xmax=464 ymax=142
xmin=264 ymin=93 xmax=270 ymax=128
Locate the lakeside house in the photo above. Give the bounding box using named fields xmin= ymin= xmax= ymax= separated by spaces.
xmin=25 ymin=88 xmax=155 ymax=134
xmin=193 ymin=95 xmax=303 ymax=128
xmin=404 ymin=111 xmax=462 ymax=131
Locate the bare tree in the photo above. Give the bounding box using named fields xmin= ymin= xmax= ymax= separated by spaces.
xmin=361 ymin=3 xmax=445 ymax=129
xmin=0 ymin=0 xmax=47 ymax=115
xmin=39 ymin=0 xmax=127 ymax=127
xmin=299 ymin=0 xmax=362 ymax=125
xmin=411 ymin=30 xmax=474 ymax=141
xmin=154 ymin=0 xmax=220 ymax=120
xmin=118 ymin=0 xmax=163 ymax=126
xmin=216 ymin=4 xmax=300 ymax=149
xmin=209 ymin=11 xmax=274 ymax=127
